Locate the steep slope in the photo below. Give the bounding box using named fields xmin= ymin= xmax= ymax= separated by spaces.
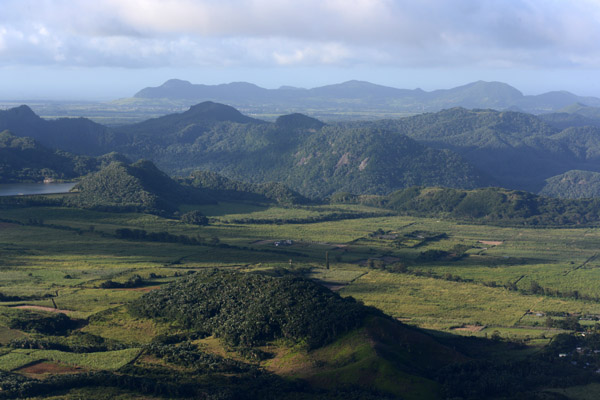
xmin=286 ymin=126 xmax=489 ymax=197
xmin=364 ymin=108 xmax=600 ymax=192
xmin=0 ymin=105 xmax=116 ymax=155
xmin=540 ymin=170 xmax=600 ymax=199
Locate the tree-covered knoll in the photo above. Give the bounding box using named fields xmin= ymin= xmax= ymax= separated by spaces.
xmin=129 ymin=269 xmax=369 ymax=349
xmin=67 ymin=160 xmax=214 ymax=214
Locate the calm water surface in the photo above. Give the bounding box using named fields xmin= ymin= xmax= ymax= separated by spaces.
xmin=0 ymin=182 xmax=77 ymax=197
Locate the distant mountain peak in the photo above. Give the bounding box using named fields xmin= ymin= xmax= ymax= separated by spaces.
xmin=161 ymin=79 xmax=192 ymax=88
xmin=3 ymin=104 xmax=38 ymax=118
xmin=275 ymin=113 xmax=325 ymax=130
xmin=184 ymin=101 xmax=258 ymax=123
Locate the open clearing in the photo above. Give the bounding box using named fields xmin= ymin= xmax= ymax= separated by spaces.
xmin=478 ymin=240 xmax=503 ymax=246
xmin=16 ymin=361 xmax=86 ymax=377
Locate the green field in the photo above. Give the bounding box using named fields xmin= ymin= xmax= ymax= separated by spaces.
xmin=3 ymin=201 xmax=600 ymax=398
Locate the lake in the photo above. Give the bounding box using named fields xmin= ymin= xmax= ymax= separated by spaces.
xmin=0 ymin=182 xmax=77 ymax=197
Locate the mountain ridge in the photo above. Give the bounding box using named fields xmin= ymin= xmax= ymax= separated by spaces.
xmin=133 ymin=79 xmax=600 ymax=114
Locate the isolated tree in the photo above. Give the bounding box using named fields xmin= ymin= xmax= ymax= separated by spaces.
xmin=181 ymin=210 xmax=209 ymax=226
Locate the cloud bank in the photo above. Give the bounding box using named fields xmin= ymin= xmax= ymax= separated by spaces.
xmin=1 ymin=0 xmax=599 ymax=69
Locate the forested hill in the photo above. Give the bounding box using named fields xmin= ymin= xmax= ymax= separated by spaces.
xmin=0 ymin=130 xmax=120 ymax=183
xmin=357 ymin=108 xmax=600 ymax=193
xmin=0 ymin=105 xmax=116 ymax=155
xmin=129 ymin=269 xmax=465 ymax=399
xmin=5 ymin=102 xmax=600 ymax=199
xmin=68 ymin=160 xmax=213 ymax=213
xmin=107 ymin=102 xmax=488 ymax=198
xmin=67 ymin=160 xmax=308 ymax=213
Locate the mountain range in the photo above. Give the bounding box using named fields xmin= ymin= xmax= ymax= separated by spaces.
xmin=4 ymin=100 xmax=600 ymax=199
xmin=131 ymin=79 xmax=600 ymax=116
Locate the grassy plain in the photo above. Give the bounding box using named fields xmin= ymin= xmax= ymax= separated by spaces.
xmin=3 ymin=204 xmax=600 ymax=335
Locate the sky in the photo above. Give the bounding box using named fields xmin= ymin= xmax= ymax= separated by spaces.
xmin=1 ymin=0 xmax=600 ymax=100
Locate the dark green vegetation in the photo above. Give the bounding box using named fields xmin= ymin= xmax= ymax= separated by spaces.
xmin=363 ymin=108 xmax=600 ymax=192
xmin=181 ymin=170 xmax=308 ymax=205
xmin=24 ymin=158 xmax=600 ymax=228
xmin=540 ymin=170 xmax=600 ymax=199
xmin=5 ymin=100 xmax=600 ymax=198
xmin=0 ymin=105 xmax=115 ymax=155
xmin=129 ymin=269 xmax=368 ymax=349
xmin=350 ymin=186 xmax=600 ymax=226
xmin=67 ymin=160 xmax=212 ymax=214
xmin=0 ymin=130 xmax=118 ymax=183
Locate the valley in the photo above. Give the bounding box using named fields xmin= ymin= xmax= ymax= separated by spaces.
xmin=2 ymin=196 xmax=600 ymax=398
xmin=2 ymin=85 xmax=600 ymax=398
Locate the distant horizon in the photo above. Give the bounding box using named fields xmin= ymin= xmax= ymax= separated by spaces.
xmin=2 ymin=73 xmax=600 ymax=102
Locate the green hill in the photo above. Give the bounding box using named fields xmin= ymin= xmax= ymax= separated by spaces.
xmin=540 ymin=170 xmax=600 ymax=199
xmin=129 ymin=269 xmax=463 ymax=399
xmin=68 ymin=160 xmax=212 ymax=213
xmin=275 ymin=113 xmax=325 ymax=130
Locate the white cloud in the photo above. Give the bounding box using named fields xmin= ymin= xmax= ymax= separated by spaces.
xmin=0 ymin=0 xmax=599 ymax=69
